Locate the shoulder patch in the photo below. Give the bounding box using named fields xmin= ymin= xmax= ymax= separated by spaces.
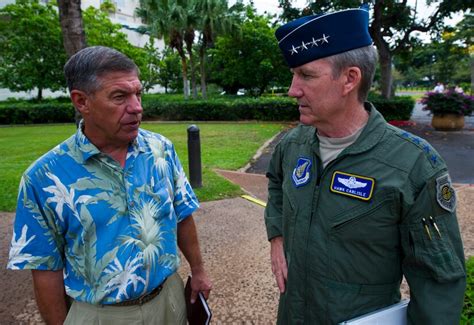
xmin=436 ymin=174 xmax=456 ymax=212
xmin=292 ymin=157 xmax=312 ymax=187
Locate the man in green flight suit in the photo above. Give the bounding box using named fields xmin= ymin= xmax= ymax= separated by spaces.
xmin=264 ymin=7 xmax=466 ymax=325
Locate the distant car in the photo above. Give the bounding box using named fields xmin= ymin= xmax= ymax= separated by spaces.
xmin=220 ymin=89 xmax=245 ymax=96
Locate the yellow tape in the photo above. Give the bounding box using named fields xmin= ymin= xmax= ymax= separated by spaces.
xmin=241 ymin=195 xmax=267 ymax=207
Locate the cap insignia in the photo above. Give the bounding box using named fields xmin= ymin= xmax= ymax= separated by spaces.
xmin=289 ymin=34 xmax=331 ymax=55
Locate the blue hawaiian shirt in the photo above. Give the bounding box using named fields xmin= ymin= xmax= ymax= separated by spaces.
xmin=7 ymin=125 xmax=199 ymax=304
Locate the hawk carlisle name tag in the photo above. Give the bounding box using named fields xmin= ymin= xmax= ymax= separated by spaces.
xmin=292 ymin=157 xmax=312 ymax=187
xmin=330 ymin=171 xmax=375 ymax=201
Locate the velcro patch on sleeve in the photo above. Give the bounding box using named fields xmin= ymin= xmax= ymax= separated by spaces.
xmin=436 ymin=173 xmax=456 ymax=212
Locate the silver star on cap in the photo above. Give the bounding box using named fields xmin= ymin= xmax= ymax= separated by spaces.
xmin=321 ymin=34 xmax=330 ymax=44
xmin=311 ymin=37 xmax=319 ymax=47
xmin=301 ymin=41 xmax=308 ymax=50
xmin=290 ymin=45 xmax=299 ymax=55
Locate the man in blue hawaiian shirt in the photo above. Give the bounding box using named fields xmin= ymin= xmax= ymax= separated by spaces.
xmin=7 ymin=46 xmax=212 ymax=324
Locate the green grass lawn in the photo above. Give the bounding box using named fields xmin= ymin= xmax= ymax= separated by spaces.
xmin=396 ymin=89 xmax=426 ymax=102
xmin=0 ymin=122 xmax=285 ymax=212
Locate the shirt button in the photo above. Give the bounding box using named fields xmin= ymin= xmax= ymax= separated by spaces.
xmin=129 ymin=201 xmax=135 ymax=207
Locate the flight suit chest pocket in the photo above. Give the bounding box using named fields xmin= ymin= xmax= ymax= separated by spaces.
xmin=329 ymin=190 xmax=398 ymax=243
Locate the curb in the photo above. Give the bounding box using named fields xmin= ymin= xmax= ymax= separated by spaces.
xmin=238 ymin=130 xmax=285 ymax=173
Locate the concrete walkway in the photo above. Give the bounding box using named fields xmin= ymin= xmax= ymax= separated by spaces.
xmin=1 ymin=102 xmax=472 ymax=324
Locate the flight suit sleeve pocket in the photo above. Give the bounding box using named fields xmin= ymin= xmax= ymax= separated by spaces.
xmin=400 ymin=219 xmax=465 ymax=283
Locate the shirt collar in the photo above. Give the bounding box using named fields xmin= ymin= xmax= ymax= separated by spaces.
xmin=73 ymin=120 xmax=146 ymax=163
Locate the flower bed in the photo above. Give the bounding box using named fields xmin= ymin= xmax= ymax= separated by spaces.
xmin=421 ymin=91 xmax=473 ymax=116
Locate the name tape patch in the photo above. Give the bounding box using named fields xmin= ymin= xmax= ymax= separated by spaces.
xmin=330 ymin=171 xmax=375 ymax=201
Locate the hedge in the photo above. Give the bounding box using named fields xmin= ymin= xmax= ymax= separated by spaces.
xmin=462 ymin=256 xmax=474 ymax=324
xmin=141 ymin=96 xmax=299 ymax=121
xmin=0 ymin=95 xmax=414 ymax=124
xmin=369 ymin=94 xmax=415 ymax=121
xmin=0 ymin=101 xmax=75 ymax=124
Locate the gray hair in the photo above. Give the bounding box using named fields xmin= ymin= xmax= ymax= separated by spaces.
xmin=64 ymin=46 xmax=139 ymax=94
xmin=325 ymin=45 xmax=378 ymax=103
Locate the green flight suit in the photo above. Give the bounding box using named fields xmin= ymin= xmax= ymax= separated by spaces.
xmin=265 ymin=104 xmax=466 ymax=324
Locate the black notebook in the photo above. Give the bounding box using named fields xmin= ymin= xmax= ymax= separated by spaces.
xmin=184 ymin=275 xmax=212 ymax=325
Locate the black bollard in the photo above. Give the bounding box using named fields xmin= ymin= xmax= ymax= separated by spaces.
xmin=187 ymin=125 xmax=202 ymax=188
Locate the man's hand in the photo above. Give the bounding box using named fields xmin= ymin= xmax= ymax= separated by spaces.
xmin=177 ymin=215 xmax=212 ymax=303
xmin=270 ymin=236 xmax=288 ymax=293
xmin=190 ymin=265 xmax=212 ymax=304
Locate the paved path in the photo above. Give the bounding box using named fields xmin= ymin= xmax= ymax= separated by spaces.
xmin=1 ymin=102 xmax=472 ymax=324
xmin=1 ymin=197 xmax=280 ymax=324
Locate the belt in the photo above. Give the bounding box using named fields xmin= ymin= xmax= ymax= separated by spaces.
xmin=110 ymin=280 xmax=166 ymax=307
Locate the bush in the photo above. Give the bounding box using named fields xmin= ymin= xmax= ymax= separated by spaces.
xmin=141 ymin=96 xmax=299 ymax=121
xmin=461 ymin=256 xmax=474 ymax=324
xmin=368 ymin=94 xmax=415 ymax=121
xmin=0 ymin=101 xmax=75 ymax=124
xmin=0 ymin=94 xmax=415 ymax=124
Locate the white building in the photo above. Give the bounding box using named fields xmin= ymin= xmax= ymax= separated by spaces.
xmin=82 ymin=0 xmax=164 ymax=49
xmin=0 ymin=0 xmax=164 ymax=99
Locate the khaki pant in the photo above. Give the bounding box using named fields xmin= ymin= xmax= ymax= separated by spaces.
xmin=64 ymin=273 xmax=186 ymax=325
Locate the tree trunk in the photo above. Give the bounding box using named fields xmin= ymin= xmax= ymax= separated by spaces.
xmin=379 ymin=51 xmax=393 ymax=99
xmin=471 ymin=54 xmax=474 ymax=95
xmin=200 ymin=46 xmax=207 ymax=100
xmin=369 ymin=0 xmax=395 ymax=99
xmin=56 ymin=0 xmax=86 ymax=126
xmin=181 ymin=62 xmax=189 ymax=99
xmin=184 ymin=30 xmax=197 ymax=99
xmin=371 ymin=17 xmax=393 ymax=99
xmin=37 ymin=88 xmax=43 ymax=101
xmin=57 ymin=0 xmax=86 ymax=57
xmin=178 ymin=52 xmax=189 ymax=99
xmin=187 ymin=48 xmax=198 ymax=99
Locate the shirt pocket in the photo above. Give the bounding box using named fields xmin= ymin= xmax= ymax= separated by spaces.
xmin=400 ymin=215 xmax=465 ymax=283
xmin=142 ymin=178 xmax=174 ymax=221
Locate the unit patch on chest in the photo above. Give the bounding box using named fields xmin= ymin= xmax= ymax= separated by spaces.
xmin=330 ymin=171 xmax=375 ymax=201
xmin=292 ymin=157 xmax=312 ymax=187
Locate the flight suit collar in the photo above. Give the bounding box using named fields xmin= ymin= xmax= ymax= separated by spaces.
xmin=340 ymin=102 xmax=386 ymax=155
xmin=310 ymin=102 xmax=386 ymax=157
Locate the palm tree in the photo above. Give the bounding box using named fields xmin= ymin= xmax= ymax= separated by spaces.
xmin=56 ymin=0 xmax=86 ymax=57
xmin=195 ymin=0 xmax=243 ymax=99
xmin=56 ymin=0 xmax=86 ymax=125
xmin=137 ymin=0 xmax=190 ymax=99
xmin=181 ymin=0 xmax=200 ymax=99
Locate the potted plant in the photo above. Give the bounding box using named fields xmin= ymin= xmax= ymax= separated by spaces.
xmin=421 ymin=90 xmax=474 ymax=131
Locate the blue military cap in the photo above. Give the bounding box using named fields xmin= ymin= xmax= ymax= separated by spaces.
xmin=275 ymin=8 xmax=373 ymax=68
